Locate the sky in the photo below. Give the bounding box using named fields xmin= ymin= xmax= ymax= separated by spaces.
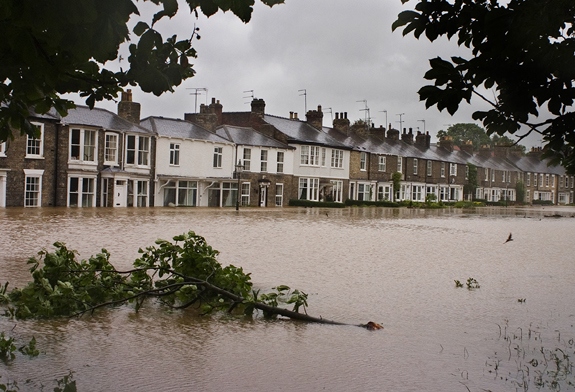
xmin=69 ymin=0 xmax=542 ymax=147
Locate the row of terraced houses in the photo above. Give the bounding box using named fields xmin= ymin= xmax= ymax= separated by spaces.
xmin=1 ymin=91 xmax=573 ymax=208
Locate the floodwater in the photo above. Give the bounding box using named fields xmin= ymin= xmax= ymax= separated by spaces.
xmin=1 ymin=206 xmax=575 ymax=391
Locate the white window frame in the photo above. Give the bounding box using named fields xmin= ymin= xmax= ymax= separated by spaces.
xmin=527 ymin=173 xmax=531 ymax=186
xmin=104 ymin=133 xmax=119 ymax=165
xmin=440 ymin=162 xmax=445 ymax=178
xmin=321 ymin=148 xmax=326 ymax=167
xmin=427 ymin=160 xmax=432 ymax=176
xmin=545 ymin=174 xmax=549 ymax=187
xmin=331 ymin=149 xmax=344 ymax=169
xmin=491 ymin=169 xmax=496 ymax=182
xmin=23 ymin=169 xmax=44 ymax=207
xmin=360 ymin=152 xmax=367 ymax=171
xmin=534 ymin=173 xmax=538 ymax=186
xmin=70 ymin=128 xmax=97 ymax=164
xmin=26 ymin=122 xmax=44 ymax=159
xmin=68 ymin=176 xmax=96 ymax=207
xmin=277 ymin=151 xmax=284 ymax=173
xmin=551 ymin=175 xmax=555 ymax=187
xmin=397 ymin=156 xmax=402 ymax=173
xmin=357 ymin=183 xmax=371 ymax=201
xmin=275 ymin=183 xmax=284 ymax=206
xmin=330 ymin=180 xmax=344 ymax=203
xmin=299 ymin=177 xmax=319 ymax=201
xmin=0 ymin=142 xmax=6 ymax=157
xmin=213 ymin=146 xmax=223 ymax=168
xmin=137 ymin=180 xmax=149 ymax=207
xmin=260 ymin=149 xmax=268 ymax=172
xmin=413 ymin=158 xmax=418 ymax=175
xmin=243 ymin=148 xmax=251 ymax=171
xmin=241 ymin=182 xmax=250 ymax=206
xmin=449 ymin=163 xmax=457 ymax=176
xmin=169 ymin=143 xmax=180 ymax=166
xmin=378 ymin=156 xmax=386 ymax=172
xmin=126 ymin=135 xmax=150 ymax=167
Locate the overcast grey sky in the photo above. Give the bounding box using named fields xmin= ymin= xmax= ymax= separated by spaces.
xmin=72 ymin=0 xmax=542 ymax=147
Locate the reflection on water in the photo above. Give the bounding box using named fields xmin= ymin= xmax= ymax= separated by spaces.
xmin=1 ymin=206 xmax=575 ymax=391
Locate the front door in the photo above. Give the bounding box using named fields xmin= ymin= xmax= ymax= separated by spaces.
xmin=259 ymin=186 xmax=267 ymax=207
xmin=114 ymin=180 xmax=127 ymax=207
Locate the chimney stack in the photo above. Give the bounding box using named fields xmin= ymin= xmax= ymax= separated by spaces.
xmin=460 ymin=140 xmax=474 ymax=155
xmin=117 ymin=89 xmax=141 ymax=124
xmin=402 ymin=127 xmax=414 ymax=144
xmin=439 ymin=136 xmax=454 ymax=152
xmin=306 ymin=105 xmax=324 ymax=130
xmin=333 ymin=112 xmax=350 ymax=134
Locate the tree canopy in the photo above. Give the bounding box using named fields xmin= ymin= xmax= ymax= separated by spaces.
xmin=393 ymin=0 xmax=575 ymax=173
xmin=0 ymin=0 xmax=283 ymax=141
xmin=437 ymin=123 xmax=526 ymax=153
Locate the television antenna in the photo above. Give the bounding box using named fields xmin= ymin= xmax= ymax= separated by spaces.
xmin=379 ymin=110 xmax=388 ymax=129
xmin=187 ymin=88 xmax=208 ymax=113
xmin=243 ymin=90 xmax=254 ymax=104
xmin=417 ymin=119 xmax=426 ymax=133
xmin=357 ymin=100 xmax=371 ymax=127
xmin=396 ymin=113 xmax=405 ymax=131
xmin=298 ymin=89 xmax=307 ymax=113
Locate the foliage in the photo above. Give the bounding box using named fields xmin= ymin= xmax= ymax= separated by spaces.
xmin=463 ymin=163 xmax=478 ymax=198
xmin=0 ymin=332 xmax=16 ymax=360
xmin=452 ymin=200 xmax=484 ymax=208
xmin=392 ymin=172 xmax=402 ymax=202
xmin=454 ymin=277 xmax=480 ymax=289
xmin=344 ymin=199 xmax=399 ymax=207
xmin=533 ymin=199 xmax=555 ymax=206
xmin=393 ymin=0 xmax=575 ymax=174
xmin=0 ymin=0 xmax=284 ymax=142
xmin=289 ymin=199 xmax=345 ymax=208
xmin=0 ymin=232 xmax=320 ymax=322
xmin=515 ymin=180 xmax=526 ymax=203
xmin=437 ymin=124 xmax=491 ymax=150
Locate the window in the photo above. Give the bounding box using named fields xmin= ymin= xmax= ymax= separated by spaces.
xmin=26 ymin=123 xmax=44 ymax=158
xmin=560 ymin=176 xmax=564 ymax=188
xmin=412 ymin=185 xmax=424 ymax=201
xmin=70 ymin=129 xmax=97 ymax=163
xmin=243 ymin=148 xmax=251 ymax=171
xmin=449 ymin=163 xmax=457 ymax=176
xmin=277 ymin=151 xmax=284 ymax=173
xmin=397 ymin=156 xmax=402 ymax=172
xmin=330 ymin=180 xmax=344 ymax=203
xmin=540 ymin=174 xmax=543 ymax=187
xmin=413 ymin=158 xmax=418 ymax=175
xmin=551 ymin=175 xmax=555 ymax=187
xmin=502 ymin=171 xmax=505 ymax=182
xmin=300 ymin=145 xmax=320 ymax=166
xmin=213 ymin=147 xmax=223 ymax=168
xmin=534 ymin=173 xmax=537 ymax=186
xmin=378 ymin=156 xmax=386 ymax=172
xmin=126 ymin=135 xmax=150 ymax=166
xmin=321 ymin=148 xmax=326 ymax=167
xmin=507 ymin=171 xmax=511 ymax=183
xmin=465 ymin=165 xmax=469 ymax=180
xmin=241 ymin=183 xmax=250 ymax=206
xmin=68 ymin=177 xmax=95 ymax=207
xmin=427 ymin=161 xmax=432 ymax=176
xmin=358 ymin=183 xmax=371 ymax=201
xmin=169 ymin=143 xmax=180 ymax=166
xmin=275 ymin=184 xmax=283 ymax=206
xmin=299 ymin=178 xmax=319 ymax=201
xmin=221 ymin=182 xmax=238 ymax=207
xmin=378 ymin=184 xmax=392 ymax=201
xmin=527 ymin=173 xmax=531 ymax=186
xmin=137 ymin=181 xmax=148 ymax=207
xmin=331 ymin=150 xmax=344 ymax=168
xmin=24 ymin=169 xmax=43 ymax=207
xmin=101 ymin=178 xmax=109 ymax=207
xmin=0 ymin=142 xmax=6 ymax=156
xmin=105 ymin=133 xmax=118 ymax=164
xmin=163 ymin=181 xmax=198 ymax=206
xmin=260 ymin=150 xmax=268 ymax=172
xmin=485 ymin=168 xmax=489 ymax=181
xmin=545 ymin=174 xmax=550 ymax=187
xmin=491 ymin=169 xmax=495 ymax=182
xmin=440 ymin=162 xmax=445 ymax=177
xmin=360 ymin=152 xmax=367 ymax=171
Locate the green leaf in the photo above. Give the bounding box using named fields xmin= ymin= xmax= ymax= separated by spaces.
xmin=133 ymin=21 xmax=149 ymax=36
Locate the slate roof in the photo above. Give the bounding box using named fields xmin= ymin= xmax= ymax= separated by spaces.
xmin=215 ymin=125 xmax=293 ymax=149
xmin=140 ymin=116 xmax=230 ymax=143
xmin=61 ymin=106 xmax=152 ymax=135
xmin=507 ymin=155 xmax=565 ymax=175
xmin=263 ymin=115 xmax=349 ymax=149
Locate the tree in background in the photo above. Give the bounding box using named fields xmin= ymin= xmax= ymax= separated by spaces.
xmin=393 ymin=0 xmax=575 ymax=173
xmin=392 ymin=171 xmax=402 ymax=202
xmin=0 ymin=0 xmax=283 ymax=141
xmin=437 ymin=123 xmax=527 ymax=154
xmin=464 ymin=163 xmax=478 ymax=200
xmin=515 ymin=180 xmax=526 ymax=203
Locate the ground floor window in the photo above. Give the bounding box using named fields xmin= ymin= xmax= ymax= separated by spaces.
xmin=439 ymin=186 xmax=449 ymax=202
xmin=127 ymin=180 xmax=149 ymax=207
xmin=101 ymin=178 xmax=109 ymax=207
xmin=450 ymin=187 xmax=460 ymax=201
xmin=400 ymin=184 xmax=410 ymax=201
xmin=222 ymin=182 xmax=238 ymax=207
xmin=163 ymin=180 xmax=198 ymax=206
xmin=241 ymin=183 xmax=250 ymax=206
xmin=299 ymin=178 xmax=319 ymax=201
xmin=412 ymin=185 xmax=424 ymax=202
xmin=137 ymin=181 xmax=148 ymax=207
xmin=275 ymin=183 xmax=283 ymax=206
xmin=330 ymin=180 xmax=344 ymax=203
xmin=357 ymin=183 xmax=372 ymax=201
xmin=0 ymin=172 xmax=6 ymax=207
xmin=377 ymin=184 xmax=392 ymax=201
xmin=68 ymin=176 xmax=96 ymax=207
xmin=526 ymin=189 xmax=530 ymax=203
xmin=25 ymin=177 xmax=41 ymax=207
xmin=558 ymin=193 xmax=566 ymax=204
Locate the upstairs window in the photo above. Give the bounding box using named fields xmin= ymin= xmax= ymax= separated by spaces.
xmin=378 ymin=156 xmax=386 ymax=172
xmin=321 ymin=148 xmax=326 ymax=167
xmin=213 ymin=147 xmax=223 ymax=168
xmin=70 ymin=129 xmax=97 ymax=163
xmin=449 ymin=163 xmax=457 ymax=176
xmin=527 ymin=173 xmax=531 ymax=186
xmin=277 ymin=151 xmax=284 ymax=173
xmin=260 ymin=150 xmax=268 ymax=172
xmin=360 ymin=152 xmax=367 ymax=170
xmin=413 ymin=158 xmax=418 ymax=175
xmin=0 ymin=142 xmax=6 ymax=156
xmin=427 ymin=161 xmax=432 ymax=176
xmin=243 ymin=148 xmax=251 ymax=171
xmin=440 ymin=162 xmax=445 ymax=177
xmin=26 ymin=122 xmax=44 ymax=158
xmin=397 ymin=156 xmax=402 ymax=173
xmin=300 ymin=146 xmax=320 ymax=166
xmin=105 ymin=133 xmax=118 ymax=164
xmin=169 ymin=143 xmax=180 ymax=166
xmin=331 ymin=149 xmax=344 ymax=168
xmin=126 ymin=135 xmax=150 ymax=166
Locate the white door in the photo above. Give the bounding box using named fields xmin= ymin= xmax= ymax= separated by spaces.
xmin=114 ymin=180 xmax=127 ymax=207
xmin=259 ymin=186 xmax=267 ymax=207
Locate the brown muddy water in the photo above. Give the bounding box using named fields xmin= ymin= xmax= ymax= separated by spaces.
xmin=1 ymin=206 xmax=575 ymax=391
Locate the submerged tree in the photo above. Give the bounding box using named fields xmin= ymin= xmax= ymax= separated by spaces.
xmin=0 ymin=232 xmax=380 ymax=329
xmin=393 ymin=0 xmax=575 ymax=173
xmin=0 ymin=0 xmax=284 ymax=142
